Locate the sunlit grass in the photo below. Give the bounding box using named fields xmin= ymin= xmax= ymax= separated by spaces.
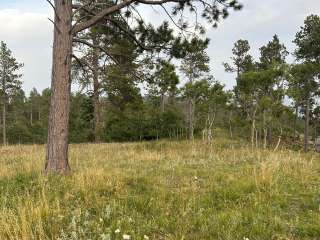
xmin=0 ymin=138 xmax=319 ymax=239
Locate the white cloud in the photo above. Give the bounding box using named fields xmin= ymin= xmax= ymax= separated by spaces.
xmin=0 ymin=0 xmax=320 ymax=93
xmin=0 ymin=9 xmax=53 ymax=94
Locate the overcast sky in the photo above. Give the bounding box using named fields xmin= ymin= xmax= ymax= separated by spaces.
xmin=0 ymin=0 xmax=319 ymax=93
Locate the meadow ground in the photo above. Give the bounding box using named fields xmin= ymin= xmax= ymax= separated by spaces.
xmin=0 ymin=138 xmax=319 ymax=240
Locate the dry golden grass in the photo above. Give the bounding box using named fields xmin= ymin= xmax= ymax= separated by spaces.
xmin=0 ymin=139 xmax=319 ymax=239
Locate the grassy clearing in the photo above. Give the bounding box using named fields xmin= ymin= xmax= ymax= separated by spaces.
xmin=0 ymin=138 xmax=319 ymax=240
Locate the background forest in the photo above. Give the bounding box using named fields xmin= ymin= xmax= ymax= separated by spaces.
xmin=0 ymin=13 xmax=319 ymax=153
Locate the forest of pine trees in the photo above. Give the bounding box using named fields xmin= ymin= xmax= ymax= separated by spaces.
xmin=0 ymin=14 xmax=319 ymax=149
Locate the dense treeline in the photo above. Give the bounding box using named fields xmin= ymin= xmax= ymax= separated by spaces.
xmin=0 ymin=14 xmax=319 ymax=151
xmin=0 ymin=78 xmax=306 ymax=145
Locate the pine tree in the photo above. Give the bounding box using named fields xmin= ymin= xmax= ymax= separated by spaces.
xmin=45 ymin=0 xmax=242 ymax=173
xmin=180 ymin=37 xmax=210 ymax=140
xmin=0 ymin=41 xmax=23 ymax=145
xmin=293 ymin=14 xmax=320 ymax=151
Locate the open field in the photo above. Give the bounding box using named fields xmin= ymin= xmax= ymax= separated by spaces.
xmin=0 ymin=138 xmax=319 ymax=240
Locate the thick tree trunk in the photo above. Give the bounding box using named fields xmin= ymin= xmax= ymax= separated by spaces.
xmin=45 ymin=0 xmax=73 ymax=173
xmin=304 ymin=97 xmax=310 ymax=152
xmin=92 ymin=34 xmax=101 ymax=143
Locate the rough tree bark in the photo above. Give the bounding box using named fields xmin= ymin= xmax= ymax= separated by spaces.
xmin=45 ymin=0 xmax=73 ymax=173
xmin=45 ymin=0 xmax=134 ymax=173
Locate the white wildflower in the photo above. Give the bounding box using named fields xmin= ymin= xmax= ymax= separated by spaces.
xmin=243 ymin=237 xmax=250 ymax=240
xmin=115 ymin=229 xmax=121 ymax=234
xmin=99 ymin=218 xmax=103 ymax=222
xmin=123 ymin=234 xmax=131 ymax=240
xmin=144 ymin=235 xmax=150 ymax=240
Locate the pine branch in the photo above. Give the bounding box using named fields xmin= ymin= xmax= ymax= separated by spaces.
xmin=73 ymin=38 xmax=119 ymax=64
xmin=72 ymin=0 xmax=135 ymax=34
